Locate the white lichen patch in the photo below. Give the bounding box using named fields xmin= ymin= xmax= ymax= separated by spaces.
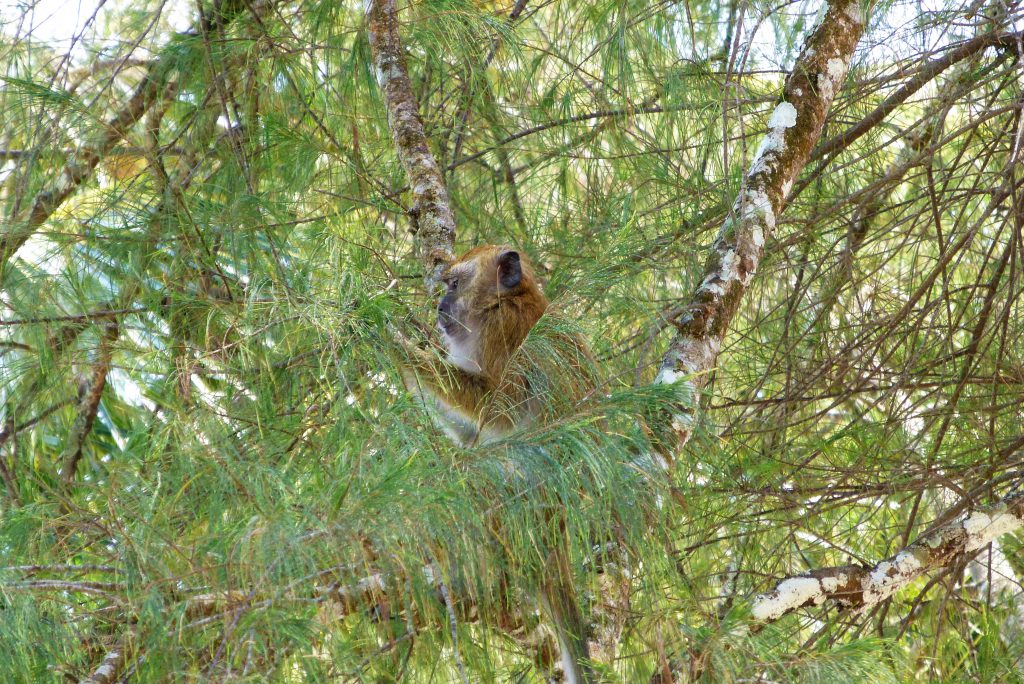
xmin=752 ymin=129 xmax=784 ymax=161
xmin=827 ymin=58 xmax=847 ymax=82
xmin=748 ymin=103 xmax=797 ymax=176
xmin=672 ymin=336 xmax=721 ymax=376
xmin=819 ymin=573 xmax=847 ymax=593
xmin=375 ymin=63 xmax=404 ymax=89
xmin=654 ymin=367 xmax=684 ymax=386
xmin=817 ymin=73 xmax=834 ymax=102
xmin=697 ymin=278 xmax=725 ymax=297
xmin=751 ymin=224 xmax=764 ymax=249
xmin=863 ymin=551 xmax=922 ymax=605
xmin=752 ymin=577 xmax=823 ymax=621
xmin=720 ymin=250 xmax=742 ymax=283
xmin=963 ymin=510 xmax=1021 ymax=551
xmin=739 ymin=188 xmax=775 ymax=235
xmin=844 ymin=1 xmax=863 ymax=24
xmin=768 ymin=101 xmax=798 ymax=129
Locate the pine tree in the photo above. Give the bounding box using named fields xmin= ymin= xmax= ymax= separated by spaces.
xmin=1 ymin=0 xmax=1023 ymax=681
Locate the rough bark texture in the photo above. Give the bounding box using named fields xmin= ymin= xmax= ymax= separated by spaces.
xmin=751 ymin=492 xmax=1024 ymax=622
xmin=655 ymin=0 xmax=867 ymax=450
xmin=59 ymin=323 xmax=118 ymax=486
xmin=0 ymin=0 xmax=260 ymax=273
xmin=78 ymin=646 xmax=126 ymax=684
xmin=366 ymin=0 xmax=457 ymax=287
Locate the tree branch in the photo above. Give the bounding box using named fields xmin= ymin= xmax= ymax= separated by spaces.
xmin=78 ymin=644 xmax=127 ymax=684
xmin=751 ymin=490 xmax=1024 ymax=622
xmin=0 ymin=0 xmax=260 ymax=274
xmin=654 ymin=0 xmax=867 ymax=453
xmin=811 ymin=30 xmax=1023 ymax=163
xmin=1 ymin=75 xmax=165 ymax=270
xmin=366 ymin=0 xmax=457 ymax=287
xmin=60 ymin=322 xmax=118 ymax=487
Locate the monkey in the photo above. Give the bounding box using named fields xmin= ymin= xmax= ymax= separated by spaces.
xmin=402 ymin=244 xmax=597 ymax=446
xmin=400 ymin=244 xmax=597 ymax=682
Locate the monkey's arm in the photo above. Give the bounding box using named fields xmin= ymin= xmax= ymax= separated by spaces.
xmin=399 ymin=342 xmax=510 ymax=445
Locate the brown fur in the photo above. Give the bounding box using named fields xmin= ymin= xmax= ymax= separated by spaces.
xmin=404 ymin=244 xmax=593 ymax=445
xmin=402 ymin=245 xmax=596 ymax=681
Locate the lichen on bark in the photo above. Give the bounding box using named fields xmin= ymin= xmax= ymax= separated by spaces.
xmin=751 ymin=492 xmax=1024 ymax=622
xmin=655 ymin=0 xmax=866 ymax=452
xmin=365 ymin=0 xmax=457 ymax=287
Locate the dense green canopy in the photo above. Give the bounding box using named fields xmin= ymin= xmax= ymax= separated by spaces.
xmin=1 ymin=0 xmax=1022 ymax=680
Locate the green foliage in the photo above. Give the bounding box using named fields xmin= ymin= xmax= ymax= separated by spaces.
xmin=1 ymin=0 xmax=1023 ymax=680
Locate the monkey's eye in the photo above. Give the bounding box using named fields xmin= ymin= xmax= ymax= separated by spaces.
xmin=448 ymin=278 xmax=459 ymax=290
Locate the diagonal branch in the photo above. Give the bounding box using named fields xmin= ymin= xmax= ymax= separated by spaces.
xmin=654 ymin=0 xmax=867 ymax=453
xmin=811 ymin=30 xmax=1023 ymax=164
xmin=366 ymin=0 xmax=456 ymax=287
xmin=751 ymin=490 xmax=1024 ymax=622
xmin=0 ymin=0 xmax=260 ymax=274
xmin=78 ymin=643 xmax=127 ymax=684
xmin=0 ymin=73 xmax=167 ymax=270
xmin=60 ymin=322 xmax=118 ymax=487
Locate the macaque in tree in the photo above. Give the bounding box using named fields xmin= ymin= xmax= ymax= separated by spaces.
xmin=401 ymin=244 xmax=597 ymax=682
xmin=403 ymin=244 xmax=597 ymax=446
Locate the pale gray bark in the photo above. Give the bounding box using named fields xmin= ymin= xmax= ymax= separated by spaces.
xmin=366 ymin=0 xmax=457 ymax=287
xmin=653 ymin=0 xmax=867 ymax=455
xmin=78 ymin=646 xmax=126 ymax=684
xmin=751 ymin=492 xmax=1024 ymax=622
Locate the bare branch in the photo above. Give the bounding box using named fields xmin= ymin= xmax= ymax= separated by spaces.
xmin=78 ymin=645 xmax=127 ymax=684
xmin=60 ymin=323 xmax=118 ymax=486
xmin=366 ymin=0 xmax=456 ymax=287
xmin=6 ymin=579 xmax=123 ymax=596
xmin=751 ymin=490 xmax=1024 ymax=622
xmin=2 ymin=564 xmax=117 ymax=574
xmin=1 ymin=73 xmax=167 ymax=269
xmin=812 ymin=30 xmax=1023 ymax=163
xmin=654 ymin=0 xmax=867 ymax=452
xmin=0 ymin=0 xmax=261 ymax=273
xmin=0 ymin=308 xmax=145 ymax=327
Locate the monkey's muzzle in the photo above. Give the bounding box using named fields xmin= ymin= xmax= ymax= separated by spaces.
xmin=437 ymin=295 xmax=457 ymax=333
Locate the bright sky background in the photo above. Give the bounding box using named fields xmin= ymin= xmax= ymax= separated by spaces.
xmin=0 ymin=0 xmax=192 ymax=60
xmin=0 ymin=0 xmax=963 ymax=74
xmin=2 ymin=0 xmax=799 ymax=65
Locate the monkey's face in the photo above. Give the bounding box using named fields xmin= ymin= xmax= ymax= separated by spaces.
xmin=436 ymin=246 xmax=526 ymax=373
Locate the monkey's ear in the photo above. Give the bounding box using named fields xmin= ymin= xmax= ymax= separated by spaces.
xmin=497 ymin=250 xmax=522 ymax=289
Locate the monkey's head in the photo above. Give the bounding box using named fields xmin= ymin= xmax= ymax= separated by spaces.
xmin=436 ymin=245 xmax=549 ymax=376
